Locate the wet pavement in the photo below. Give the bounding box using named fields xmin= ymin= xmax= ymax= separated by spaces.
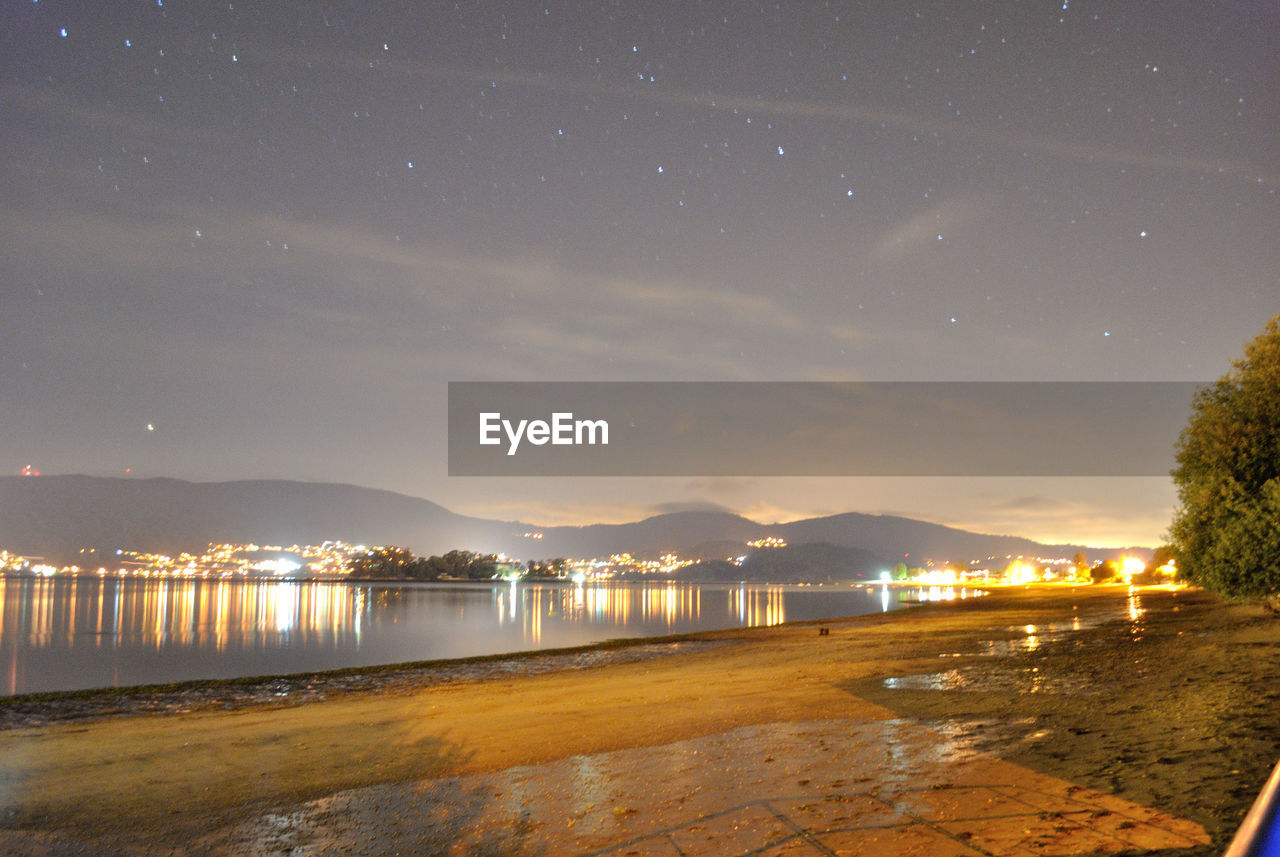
xmin=194 ymin=718 xmax=1209 ymax=857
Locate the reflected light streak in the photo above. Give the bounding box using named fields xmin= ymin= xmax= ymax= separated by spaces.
xmin=1128 ymin=590 xmax=1145 ymax=622
xmin=1023 ymin=624 xmax=1041 ymax=653
xmin=0 ymin=577 xmax=365 ymax=655
xmin=500 ymin=581 xmax=796 ymax=639
xmin=2 ymin=578 xmax=901 ymax=694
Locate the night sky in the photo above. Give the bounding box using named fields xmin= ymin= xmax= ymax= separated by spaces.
xmin=3 ymin=1 xmax=1276 ymax=546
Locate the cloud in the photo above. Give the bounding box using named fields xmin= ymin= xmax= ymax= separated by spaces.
xmin=939 ymin=484 xmax=1175 ymax=548
xmin=0 ymin=82 xmax=237 ymax=157
xmin=228 ymin=223 xmax=895 ymax=379
xmin=275 ymin=52 xmax=1274 ymax=186
xmin=682 ymin=477 xmax=760 ymax=495
xmin=0 ymin=190 xmax=929 ymax=386
xmin=990 ymin=495 xmax=1076 ymax=512
xmin=649 ymin=500 xmax=737 ymax=515
xmin=870 ymin=196 xmax=996 ymax=263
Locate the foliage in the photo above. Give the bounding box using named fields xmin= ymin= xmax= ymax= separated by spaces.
xmin=1131 ymin=562 xmax=1170 ymax=586
xmin=423 ymin=549 xmax=499 ymax=580
xmin=525 ymin=558 xmax=568 ymax=579
xmin=347 ymin=547 xmax=499 ymax=580
xmin=1090 ymin=561 xmax=1118 ymax=584
xmin=347 ymin=546 xmax=422 ymax=579
xmin=1169 ymin=315 xmax=1280 ymax=608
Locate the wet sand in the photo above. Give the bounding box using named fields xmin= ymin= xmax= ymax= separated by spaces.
xmin=850 ymin=586 xmax=1280 ymax=855
xmin=0 ymin=585 xmax=1276 ymax=855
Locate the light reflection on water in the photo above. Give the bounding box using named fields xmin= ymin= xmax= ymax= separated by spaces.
xmin=0 ymin=576 xmax=906 ymax=695
xmin=1 ymin=576 xmax=356 ymax=651
xmin=881 ymin=596 xmax=1145 ymax=697
xmin=1127 ymin=588 xmax=1146 ymax=643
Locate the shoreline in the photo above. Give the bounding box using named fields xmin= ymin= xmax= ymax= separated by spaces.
xmin=0 ymin=579 xmax=993 ymax=725
xmin=0 ymin=634 xmax=726 ymax=730
xmin=0 ymin=576 xmax=936 ymax=708
xmin=0 ymin=584 xmax=1127 ymax=726
xmin=2 ymin=585 xmax=1276 ymax=855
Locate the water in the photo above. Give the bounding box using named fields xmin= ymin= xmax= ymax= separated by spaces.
xmin=0 ymin=575 xmax=907 ymax=695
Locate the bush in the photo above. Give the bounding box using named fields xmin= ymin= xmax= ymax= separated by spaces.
xmin=1090 ymin=561 xmax=1118 ymax=584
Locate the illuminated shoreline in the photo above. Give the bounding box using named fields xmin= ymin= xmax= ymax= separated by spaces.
xmin=0 ymin=576 xmax=912 ymax=696
xmin=0 ymin=580 xmax=1184 ymax=706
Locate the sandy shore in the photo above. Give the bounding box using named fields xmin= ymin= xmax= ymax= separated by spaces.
xmin=0 ymin=638 xmax=723 ymax=731
xmin=1 ymin=585 xmax=1277 ymax=855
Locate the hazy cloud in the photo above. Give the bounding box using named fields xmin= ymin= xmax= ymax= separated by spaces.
xmin=870 ymin=196 xmax=996 ymax=263
xmin=279 ymin=53 xmax=1272 ymax=185
xmin=649 ymin=500 xmax=737 ymax=516
xmin=990 ymin=496 xmax=1077 ymax=512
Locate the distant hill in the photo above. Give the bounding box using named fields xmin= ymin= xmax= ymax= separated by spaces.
xmin=675 ymin=542 xmax=886 ymax=583
xmin=0 ymin=475 xmax=1145 ymax=567
xmin=0 ymin=476 xmax=511 ymax=561
xmin=531 ymin=512 xmax=764 ymax=560
xmin=774 ymin=512 xmax=1112 ymax=567
xmin=532 ymin=512 xmax=1141 ymax=567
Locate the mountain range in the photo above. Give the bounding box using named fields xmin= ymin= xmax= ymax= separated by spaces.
xmin=0 ymin=475 xmax=1147 ymax=567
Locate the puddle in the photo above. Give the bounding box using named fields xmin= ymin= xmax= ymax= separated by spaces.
xmin=979 ymin=624 xmax=1071 ymax=657
xmin=882 ymin=666 xmax=1087 ymax=695
xmin=882 ymin=591 xmax=1171 ymax=698
xmin=938 ymin=598 xmax=1141 ymax=662
xmin=883 ymin=670 xmax=972 ymax=692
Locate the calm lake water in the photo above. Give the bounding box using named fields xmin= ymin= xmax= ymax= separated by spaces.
xmin=0 ymin=575 xmax=913 ymax=696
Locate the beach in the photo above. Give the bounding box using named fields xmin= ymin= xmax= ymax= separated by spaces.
xmin=1 ymin=585 xmax=1277 ymax=856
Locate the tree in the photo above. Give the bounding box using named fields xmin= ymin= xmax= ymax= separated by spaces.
xmin=347 ymin=546 xmax=420 ymax=579
xmin=1169 ymin=315 xmax=1280 ymax=609
xmin=525 ymin=558 xmax=568 ymax=579
xmin=346 ymin=547 xmax=501 ymax=580
xmin=1090 ymin=560 xmax=1118 ymax=584
xmin=422 ymin=549 xmax=499 ymax=580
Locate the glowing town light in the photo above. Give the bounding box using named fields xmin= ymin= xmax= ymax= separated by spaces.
xmin=251 ymin=558 xmax=301 ymax=575
xmin=1119 ymin=556 xmax=1146 ymax=582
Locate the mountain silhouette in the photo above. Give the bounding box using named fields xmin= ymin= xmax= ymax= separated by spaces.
xmin=0 ymin=475 xmax=1143 ymax=568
